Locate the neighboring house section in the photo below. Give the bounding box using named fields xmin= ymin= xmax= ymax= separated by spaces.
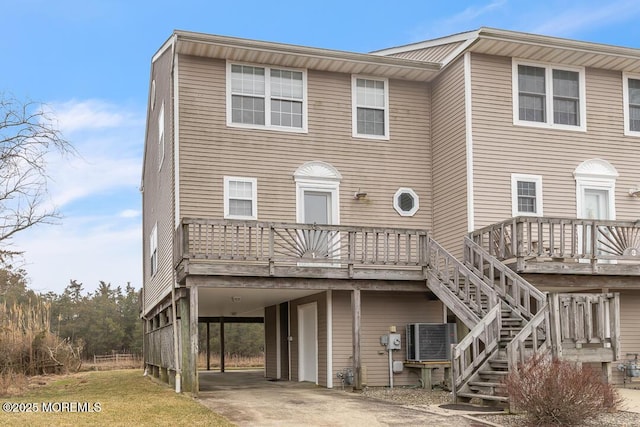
xmin=142 ymin=28 xmax=640 ymax=400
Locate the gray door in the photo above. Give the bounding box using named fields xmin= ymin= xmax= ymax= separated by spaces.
xmin=304 ymin=191 xmax=331 ymax=224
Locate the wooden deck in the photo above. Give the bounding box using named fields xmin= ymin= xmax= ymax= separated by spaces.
xmin=470 ymin=217 xmax=640 ymax=275
xmin=174 ymin=219 xmax=430 ymax=283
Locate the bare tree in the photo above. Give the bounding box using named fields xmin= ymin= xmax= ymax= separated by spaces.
xmin=0 ymin=94 xmax=74 ymax=261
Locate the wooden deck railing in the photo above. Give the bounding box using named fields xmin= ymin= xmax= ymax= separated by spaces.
xmin=464 ymin=237 xmax=546 ymax=319
xmin=470 ymin=217 xmax=640 ymax=273
xmin=451 ymin=304 xmax=502 ymax=401
xmin=506 ymin=305 xmax=551 ymax=370
xmin=426 ymin=238 xmax=499 ymax=323
xmin=549 ymin=293 xmax=620 ymax=360
xmin=174 ymin=219 xmax=429 ymax=272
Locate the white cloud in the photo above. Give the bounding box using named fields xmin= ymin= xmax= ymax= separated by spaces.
xmin=11 ymin=98 xmax=144 ymax=295
xmin=119 ymin=209 xmax=141 ymax=218
xmin=49 ymin=99 xmax=141 ymax=133
xmin=409 ymin=0 xmax=509 ymax=41
xmin=531 ymin=1 xmax=640 ymax=38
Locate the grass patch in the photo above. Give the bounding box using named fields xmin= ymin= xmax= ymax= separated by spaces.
xmin=1 ymin=369 xmax=233 ymax=426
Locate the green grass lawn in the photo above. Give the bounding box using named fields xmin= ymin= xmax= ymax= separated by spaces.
xmin=1 ymin=369 xmax=234 ymax=426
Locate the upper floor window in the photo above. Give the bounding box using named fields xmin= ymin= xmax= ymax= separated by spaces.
xmin=511 ymin=174 xmax=543 ymax=217
xmin=227 ymin=63 xmax=307 ymax=132
xmin=224 ymin=176 xmax=257 ymax=220
xmin=352 ymin=76 xmax=389 ymax=139
xmin=623 ymin=73 xmax=640 ymax=136
xmin=150 ymin=223 xmax=158 ymax=277
xmin=513 ymin=61 xmax=586 ymax=131
xmin=158 ymin=101 xmax=165 ymax=170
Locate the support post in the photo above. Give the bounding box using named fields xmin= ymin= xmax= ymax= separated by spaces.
xmin=549 ymin=293 xmax=563 ymax=358
xmin=351 ymin=288 xmax=362 ymax=390
xmin=206 ymin=322 xmax=210 ymax=371
xmin=220 ymin=317 xmax=225 ymax=373
xmin=178 ymin=294 xmax=194 ymax=392
xmin=190 ymin=285 xmax=199 ymax=394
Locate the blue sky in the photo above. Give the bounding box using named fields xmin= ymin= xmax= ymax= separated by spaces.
xmin=3 ymin=0 xmax=640 ymax=295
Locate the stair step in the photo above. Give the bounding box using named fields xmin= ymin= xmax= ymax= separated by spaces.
xmin=457 ymin=392 xmax=509 ymax=402
xmin=479 ymin=369 xmax=508 ymax=376
xmin=469 ymin=381 xmax=505 ymax=388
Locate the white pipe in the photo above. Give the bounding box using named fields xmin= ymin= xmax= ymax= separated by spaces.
xmin=388 ymin=348 xmax=394 ymax=389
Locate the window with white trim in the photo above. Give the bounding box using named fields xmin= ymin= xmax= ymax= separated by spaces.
xmin=224 ymin=176 xmax=257 ymax=220
xmin=511 ymin=174 xmax=543 ymax=217
xmin=393 ymin=188 xmax=419 ymax=216
xmin=158 ymin=101 xmax=165 ymax=170
xmin=623 ymin=73 xmax=640 ymax=136
xmin=513 ymin=61 xmax=586 ymax=131
xmin=150 ymin=223 xmax=158 ymax=277
xmin=352 ymin=76 xmax=389 ymax=139
xmin=227 ymin=63 xmax=306 ymax=131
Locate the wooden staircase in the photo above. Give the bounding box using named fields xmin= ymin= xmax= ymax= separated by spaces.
xmin=426 ymin=236 xmax=550 ymax=406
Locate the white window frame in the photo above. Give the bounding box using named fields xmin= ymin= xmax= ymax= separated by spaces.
xmin=511 ymin=174 xmax=543 ymax=217
xmin=224 ymin=176 xmax=258 ymax=220
xmin=512 ymin=60 xmax=586 ymax=132
xmin=158 ymin=101 xmax=165 ymax=170
xmin=226 ymin=62 xmax=308 ymax=133
xmin=623 ymin=72 xmax=640 ymax=137
xmin=351 ymin=75 xmax=390 ymax=140
xmin=150 ymin=222 xmax=158 ymax=277
xmin=393 ymin=188 xmax=419 ymax=217
xmin=574 ymin=159 xmax=618 ymax=220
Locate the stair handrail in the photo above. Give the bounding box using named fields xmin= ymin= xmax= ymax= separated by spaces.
xmin=505 ymin=302 xmax=551 ymax=371
xmin=451 ymin=304 xmax=502 ymax=402
xmin=428 ymin=237 xmax=499 ymax=317
xmin=464 ymin=237 xmax=546 ymax=319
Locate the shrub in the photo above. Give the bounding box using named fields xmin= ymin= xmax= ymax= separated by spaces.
xmin=503 ymin=353 xmax=622 ymax=426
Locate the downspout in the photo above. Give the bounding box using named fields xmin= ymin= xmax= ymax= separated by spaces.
xmin=168 ymin=33 xmax=181 ymax=393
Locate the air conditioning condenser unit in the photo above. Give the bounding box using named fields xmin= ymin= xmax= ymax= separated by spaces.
xmin=406 ymin=323 xmax=457 ymax=362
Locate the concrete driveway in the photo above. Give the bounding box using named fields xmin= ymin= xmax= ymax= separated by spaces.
xmin=196 ymin=370 xmax=495 ymax=427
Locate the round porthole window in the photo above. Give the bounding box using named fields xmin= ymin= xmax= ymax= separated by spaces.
xmin=393 ymin=188 xmax=419 ymax=216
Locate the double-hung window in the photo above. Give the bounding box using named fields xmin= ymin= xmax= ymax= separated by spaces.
xmin=224 ymin=176 xmax=257 ymax=220
xmin=228 ymin=63 xmax=306 ymax=131
xmin=352 ymin=76 xmax=389 ymax=139
xmin=623 ymin=73 xmax=640 ymax=136
xmin=513 ymin=61 xmax=586 ymax=131
xmin=511 ymin=174 xmax=543 ymax=217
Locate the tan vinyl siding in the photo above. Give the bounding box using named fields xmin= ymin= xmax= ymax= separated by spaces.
xmin=177 ymin=55 xmax=432 ymax=230
xmin=331 ymin=291 xmax=353 ymax=381
xmin=264 ymin=305 xmax=278 ymax=379
xmin=616 ymin=291 xmax=640 ymax=384
xmin=331 ymin=289 xmax=445 ymax=387
xmin=388 ymin=41 xmax=464 ymax=63
xmin=142 ymin=48 xmax=175 ymax=313
xmin=431 ymin=58 xmax=468 ymax=256
xmin=360 ymin=291 xmax=444 ymax=387
xmin=290 ymin=292 xmax=327 ymax=386
xmin=470 ymin=53 xmax=640 ymax=229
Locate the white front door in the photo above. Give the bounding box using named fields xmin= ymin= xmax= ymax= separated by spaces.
xmin=580 ymin=188 xmax=613 ymax=258
xmin=298 ymin=302 xmax=318 ymax=383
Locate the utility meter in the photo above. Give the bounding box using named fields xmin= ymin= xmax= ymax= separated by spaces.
xmin=388 ymin=333 xmax=401 ymax=350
